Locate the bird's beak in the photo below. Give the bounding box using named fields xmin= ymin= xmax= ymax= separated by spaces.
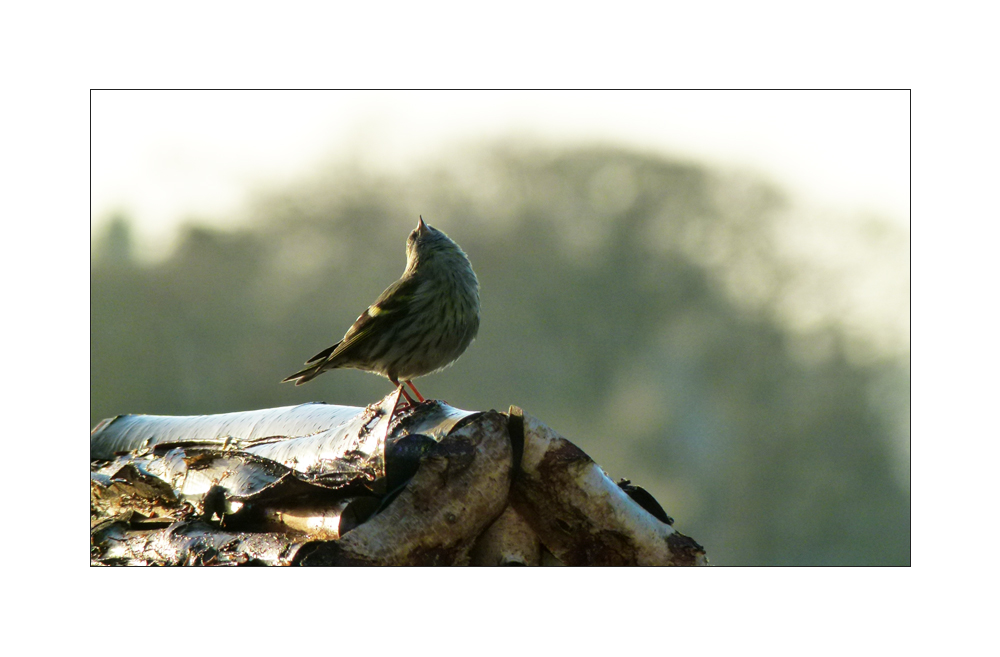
xmin=417 ymin=215 xmax=428 ymax=235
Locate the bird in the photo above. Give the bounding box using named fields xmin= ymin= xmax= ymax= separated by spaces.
xmin=282 ymin=216 xmax=480 ymax=405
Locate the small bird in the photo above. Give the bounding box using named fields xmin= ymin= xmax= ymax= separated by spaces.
xmin=282 ymin=216 xmax=480 ymax=404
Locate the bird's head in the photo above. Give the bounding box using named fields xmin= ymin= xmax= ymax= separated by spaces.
xmin=405 ymin=215 xmax=466 ymax=269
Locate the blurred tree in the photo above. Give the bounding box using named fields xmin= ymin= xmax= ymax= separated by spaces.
xmin=92 ymin=213 xmax=133 ymax=264
xmin=90 ymin=143 xmax=909 ymax=565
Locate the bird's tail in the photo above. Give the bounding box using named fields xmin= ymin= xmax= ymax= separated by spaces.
xmin=282 ymin=343 xmax=340 ymax=386
xmin=281 ymin=361 xmax=326 ymax=386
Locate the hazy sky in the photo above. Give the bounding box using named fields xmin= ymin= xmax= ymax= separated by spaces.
xmin=92 ymin=90 xmax=908 ymax=257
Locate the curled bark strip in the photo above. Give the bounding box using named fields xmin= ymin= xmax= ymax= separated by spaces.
xmin=91 ymin=519 xmax=307 ymax=566
xmin=259 ymin=497 xmax=380 ymax=540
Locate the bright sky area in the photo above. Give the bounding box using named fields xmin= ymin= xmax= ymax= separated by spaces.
xmin=91 ymin=90 xmax=909 ymax=259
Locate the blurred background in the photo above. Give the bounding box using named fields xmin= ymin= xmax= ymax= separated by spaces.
xmin=91 ymin=90 xmax=909 ymax=566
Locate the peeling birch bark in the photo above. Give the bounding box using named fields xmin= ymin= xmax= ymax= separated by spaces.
xmin=90 ymin=397 xmax=707 ymax=566
xmin=259 ymin=497 xmax=380 ymax=540
xmin=91 ymin=518 xmax=307 ymax=566
xmin=294 ymin=411 xmax=513 ymax=565
xmin=470 ymin=505 xmax=542 ymax=566
xmin=508 ymin=407 xmax=708 ymax=566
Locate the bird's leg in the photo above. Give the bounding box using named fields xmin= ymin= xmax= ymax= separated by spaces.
xmin=405 ymin=380 xmax=426 ymax=403
xmin=386 ymin=386 xmax=406 ymax=433
xmin=390 ymin=377 xmax=417 ymax=406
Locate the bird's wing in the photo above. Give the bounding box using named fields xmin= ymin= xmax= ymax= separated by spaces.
xmin=328 ymin=274 xmax=422 ymax=362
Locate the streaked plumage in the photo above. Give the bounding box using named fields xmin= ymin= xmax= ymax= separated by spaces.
xmin=282 ymin=216 xmax=480 ymax=401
